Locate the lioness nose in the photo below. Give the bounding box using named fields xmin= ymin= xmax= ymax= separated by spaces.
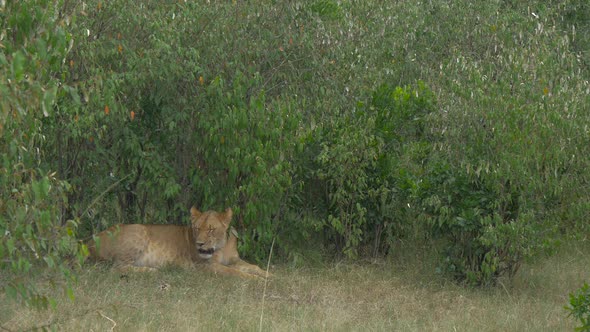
xmin=196 ymin=241 xmax=205 ymax=247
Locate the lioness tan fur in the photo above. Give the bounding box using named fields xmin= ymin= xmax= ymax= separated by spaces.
xmin=87 ymin=207 xmax=268 ymax=279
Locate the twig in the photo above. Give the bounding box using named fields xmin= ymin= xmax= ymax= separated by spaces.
xmin=498 ymin=280 xmax=513 ymax=301
xmin=79 ymin=174 xmax=132 ymax=219
xmin=19 ymin=302 xmax=136 ymax=332
xmin=98 ymin=311 xmax=117 ymax=332
xmin=259 ymin=237 xmax=275 ymax=332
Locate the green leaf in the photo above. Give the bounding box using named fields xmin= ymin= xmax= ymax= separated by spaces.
xmin=44 ymin=256 xmax=55 ymax=268
xmin=12 ymin=50 xmax=26 ymax=82
xmin=5 ymin=285 xmax=17 ymax=300
xmin=65 ymin=85 xmax=81 ymax=105
xmin=42 ymin=86 xmax=58 ymax=117
xmin=7 ymin=238 xmax=15 ymax=255
xmin=32 ymin=177 xmax=51 ymax=201
xmin=66 ymin=287 xmax=75 ymax=301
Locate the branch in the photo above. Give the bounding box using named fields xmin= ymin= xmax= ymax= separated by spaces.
xmin=79 ymin=174 xmax=132 ymax=219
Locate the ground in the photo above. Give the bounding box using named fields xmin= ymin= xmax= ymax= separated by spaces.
xmin=1 ymin=242 xmax=588 ymax=331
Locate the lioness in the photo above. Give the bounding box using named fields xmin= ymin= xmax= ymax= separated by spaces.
xmin=88 ymin=207 xmax=269 ymax=279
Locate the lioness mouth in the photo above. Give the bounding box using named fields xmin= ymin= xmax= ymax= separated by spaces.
xmin=198 ymin=248 xmax=214 ymax=256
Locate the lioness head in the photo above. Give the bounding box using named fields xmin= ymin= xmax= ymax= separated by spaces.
xmin=190 ymin=206 xmax=232 ymax=259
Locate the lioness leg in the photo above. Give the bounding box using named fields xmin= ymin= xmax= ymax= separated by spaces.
xmin=208 ymin=262 xmax=264 ymax=280
xmin=215 ymin=230 xmax=271 ymax=278
xmin=233 ymin=260 xmax=271 ymax=278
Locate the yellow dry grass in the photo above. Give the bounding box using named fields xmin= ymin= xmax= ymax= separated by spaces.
xmin=1 ymin=242 xmax=588 ymax=331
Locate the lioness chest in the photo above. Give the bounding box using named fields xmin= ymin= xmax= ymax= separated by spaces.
xmin=90 ymin=224 xmax=204 ymax=268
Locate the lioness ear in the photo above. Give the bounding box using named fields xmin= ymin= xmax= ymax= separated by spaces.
xmin=222 ymin=208 xmax=233 ymax=227
xmin=190 ymin=206 xmax=202 ymax=222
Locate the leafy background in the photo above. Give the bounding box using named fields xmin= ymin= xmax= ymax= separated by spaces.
xmin=1 ymin=0 xmax=588 ymax=320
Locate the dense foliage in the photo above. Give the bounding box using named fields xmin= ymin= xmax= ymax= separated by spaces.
xmin=0 ymin=0 xmax=86 ymax=308
xmin=567 ymin=282 xmax=590 ymax=331
xmin=1 ymin=0 xmax=589 ymax=306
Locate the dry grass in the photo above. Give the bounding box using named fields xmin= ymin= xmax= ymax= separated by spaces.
xmin=1 ymin=242 xmax=588 ymax=332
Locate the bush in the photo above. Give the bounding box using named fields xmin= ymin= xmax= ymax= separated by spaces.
xmin=302 ymin=82 xmax=436 ymax=258
xmin=420 ymin=161 xmax=537 ymax=285
xmin=567 ymin=282 xmax=590 ymax=331
xmin=1 ymin=0 xmax=84 ymax=308
xmin=2 ymin=0 xmax=589 ymax=296
xmin=191 ymin=74 xmax=300 ymax=261
xmin=38 ymin=0 xmax=304 ymax=262
xmin=410 ymin=0 xmax=590 ymax=285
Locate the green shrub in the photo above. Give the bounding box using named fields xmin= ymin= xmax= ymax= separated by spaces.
xmin=191 ymin=74 xmax=300 ymax=261
xmin=310 ymin=0 xmax=343 ymax=20
xmin=410 ymin=0 xmax=590 ymax=284
xmin=1 ymin=0 xmax=83 ymax=308
xmin=40 ymin=0 xmax=303 ymax=261
xmin=567 ymin=282 xmax=590 ymax=331
xmin=3 ymin=0 xmax=589 ymax=293
xmin=365 ymin=82 xmax=436 ymax=252
xmin=314 ymin=112 xmax=380 ymax=258
xmin=420 ymin=161 xmax=537 ymax=285
xmin=304 ymin=82 xmax=436 ymax=258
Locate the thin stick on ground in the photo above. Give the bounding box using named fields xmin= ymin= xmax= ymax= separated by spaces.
xmin=259 ymin=237 xmax=275 ymax=332
xmin=98 ymin=311 xmax=117 ymax=332
xmin=17 ymin=302 xmax=136 ymax=332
